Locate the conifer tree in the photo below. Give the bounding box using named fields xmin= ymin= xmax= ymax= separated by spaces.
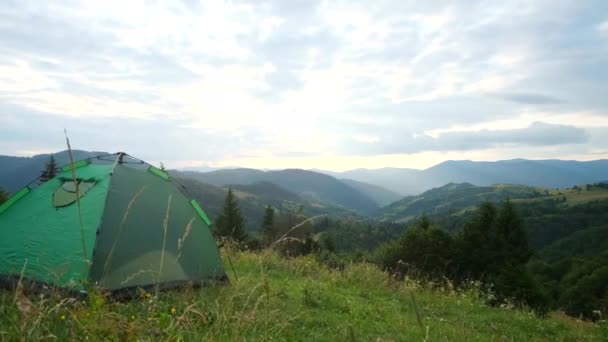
xmin=459 ymin=201 xmax=499 ymax=279
xmin=457 ymin=201 xmax=547 ymax=311
xmin=261 ymin=205 xmax=276 ymax=245
xmin=494 ymin=200 xmax=531 ymax=264
xmin=214 ymin=188 xmax=247 ymax=242
xmin=378 ymin=216 xmax=454 ymax=279
xmin=39 ymin=155 xmax=58 ymax=183
xmin=418 ymin=215 xmax=431 ymax=230
xmin=319 ymin=233 xmax=336 ymax=252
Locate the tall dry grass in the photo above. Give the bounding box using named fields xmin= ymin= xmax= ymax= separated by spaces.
xmin=156 ymin=194 xmax=173 ymax=296
xmin=63 ymin=129 xmax=89 ymax=275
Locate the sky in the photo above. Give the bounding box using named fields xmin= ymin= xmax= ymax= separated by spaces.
xmin=1 ymin=0 xmax=607 ymax=171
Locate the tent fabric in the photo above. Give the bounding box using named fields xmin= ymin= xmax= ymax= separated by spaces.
xmin=53 ymin=180 xmax=96 ymax=208
xmin=0 ymin=187 xmax=31 ymax=215
xmin=89 ymin=165 xmax=225 ymax=290
xmin=0 ymin=154 xmax=226 ymax=293
xmin=0 ymin=164 xmax=111 ymax=288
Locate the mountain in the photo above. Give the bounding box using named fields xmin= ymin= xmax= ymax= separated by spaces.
xmin=230 ymin=181 xmax=303 ymax=203
xmin=178 ymin=165 xmax=219 ymax=172
xmin=378 ymin=182 xmax=542 ymax=223
xmin=173 ymin=169 xmax=380 ymax=214
xmin=324 ymin=159 xmax=608 ymax=195
xmin=0 ymin=150 xmax=108 ymax=193
xmin=177 ymin=168 xmax=265 ymax=185
xmin=340 ymin=179 xmax=403 ymax=206
xmin=172 ymin=177 xmax=358 ymax=231
xmin=377 ymin=181 xmax=608 ymax=250
xmin=0 ymin=151 xmax=394 ymax=213
xmin=537 ymin=224 xmax=608 ymax=262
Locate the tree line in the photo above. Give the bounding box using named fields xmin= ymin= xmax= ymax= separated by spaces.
xmin=214 ymin=187 xmax=608 ymax=320
xmin=376 ymin=201 xmax=549 ymax=313
xmin=2 ymin=156 xmax=604 ymax=320
xmin=212 ymin=188 xmax=328 ymax=256
xmin=213 ymin=188 xmax=547 ymax=311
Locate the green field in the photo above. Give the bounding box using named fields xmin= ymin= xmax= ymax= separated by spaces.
xmin=380 ymin=183 xmax=608 ymax=223
xmin=1 ymin=249 xmax=604 ymax=341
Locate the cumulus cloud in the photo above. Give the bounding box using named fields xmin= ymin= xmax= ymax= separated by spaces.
xmin=598 ymin=20 xmax=608 ymax=37
xmin=0 ymin=0 xmax=607 ymax=168
xmin=343 ymin=122 xmax=590 ymax=155
xmin=494 ymin=92 xmax=563 ymax=105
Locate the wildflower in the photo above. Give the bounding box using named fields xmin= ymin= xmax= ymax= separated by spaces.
xmin=61 ymin=315 xmax=66 ymax=320
xmin=131 ymin=315 xmax=135 ymax=320
xmin=145 ymin=293 xmax=151 ymax=299
xmin=170 ymin=307 xmax=176 ymax=315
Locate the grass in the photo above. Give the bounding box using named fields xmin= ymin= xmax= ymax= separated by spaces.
xmin=562 ymin=188 xmax=608 ymax=207
xmin=1 ymin=249 xmax=605 ymax=341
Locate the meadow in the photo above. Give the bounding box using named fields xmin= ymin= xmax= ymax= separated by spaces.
xmin=1 ymin=247 xmax=604 ymax=341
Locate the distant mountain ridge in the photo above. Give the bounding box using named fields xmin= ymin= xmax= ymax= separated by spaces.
xmin=0 ymin=151 xmax=396 ymax=215
xmin=323 ymin=159 xmax=608 ymax=195
xmin=172 ymin=177 xmax=358 ymax=231
xmin=172 ymin=168 xmax=380 ymax=215
xmin=340 ymin=178 xmax=402 ymax=206
xmin=2 ymin=151 xmax=606 ymax=210
xmin=0 ymin=150 xmax=108 ymax=192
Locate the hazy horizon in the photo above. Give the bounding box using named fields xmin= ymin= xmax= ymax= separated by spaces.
xmin=1 ymin=1 xmax=607 ymax=171
xmin=3 ymin=149 xmax=608 ymax=173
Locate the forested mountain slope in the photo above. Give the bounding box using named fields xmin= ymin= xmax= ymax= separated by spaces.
xmin=174 ymin=169 xmax=379 ymax=214
xmin=326 ymin=159 xmax=608 ymax=195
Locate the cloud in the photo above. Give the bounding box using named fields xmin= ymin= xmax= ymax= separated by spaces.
xmin=0 ymin=0 xmax=607 ymax=169
xmin=343 ymin=122 xmax=590 ymax=155
xmin=494 ymin=92 xmax=563 ymax=105
xmin=598 ymin=20 xmax=608 ymax=37
xmin=438 ymin=122 xmax=589 ymax=148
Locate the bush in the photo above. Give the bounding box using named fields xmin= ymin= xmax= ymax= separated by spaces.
xmin=376 ymin=217 xmax=455 ymax=280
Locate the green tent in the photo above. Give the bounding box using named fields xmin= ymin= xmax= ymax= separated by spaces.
xmin=0 ymin=153 xmax=226 ymax=293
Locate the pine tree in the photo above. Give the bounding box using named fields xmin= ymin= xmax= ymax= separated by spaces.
xmin=0 ymin=186 xmax=9 ymax=205
xmin=494 ymin=200 xmax=531 ymax=264
xmin=214 ymin=188 xmax=247 ymax=242
xmin=456 ymin=201 xmax=547 ymax=312
xmin=160 ymin=162 xmax=166 ymax=171
xmin=261 ymin=205 xmax=276 ymax=245
xmin=378 ymin=216 xmax=454 ymax=279
xmin=40 ymin=155 xmax=58 ymax=183
xmin=319 ymin=233 xmax=336 ymax=252
xmin=418 ymin=215 xmax=431 ymax=230
xmin=459 ymin=201 xmax=499 ymax=279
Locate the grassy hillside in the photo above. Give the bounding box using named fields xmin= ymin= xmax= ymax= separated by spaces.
xmin=379 ymin=182 xmax=543 ymax=222
xmin=378 ymin=182 xmax=608 ymax=250
xmin=374 ymin=182 xmax=608 ymax=320
xmin=379 ymin=182 xmax=608 ymax=220
xmin=0 ymin=249 xmax=603 ymax=340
